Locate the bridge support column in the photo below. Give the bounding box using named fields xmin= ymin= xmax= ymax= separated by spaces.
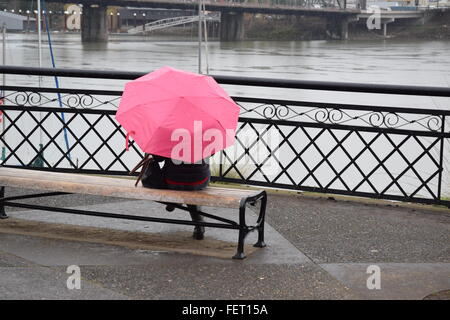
xmin=81 ymin=4 xmax=108 ymax=43
xmin=326 ymin=15 xmax=358 ymax=40
xmin=382 ymin=18 xmax=395 ymax=38
xmin=220 ymin=12 xmax=245 ymax=41
xmin=326 ymin=16 xmax=350 ymax=40
xmin=341 ymin=18 xmax=349 ymax=40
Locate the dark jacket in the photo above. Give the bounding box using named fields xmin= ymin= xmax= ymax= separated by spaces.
xmin=142 ymin=155 xmax=210 ymax=191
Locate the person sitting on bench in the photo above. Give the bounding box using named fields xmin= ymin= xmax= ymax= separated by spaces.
xmin=132 ymin=154 xmax=210 ymax=191
xmin=131 ymin=153 xmax=211 ymax=239
xmin=146 ymin=155 xmax=210 ymax=191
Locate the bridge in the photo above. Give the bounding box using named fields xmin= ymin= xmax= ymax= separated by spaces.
xmin=53 ymin=0 xmax=355 ymax=14
xmin=47 ymin=0 xmax=426 ymax=41
xmin=356 ymin=9 xmax=424 ymax=37
xmin=47 ymin=0 xmax=358 ymax=41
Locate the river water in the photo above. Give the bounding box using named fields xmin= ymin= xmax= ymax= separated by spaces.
xmin=3 ymin=33 xmax=450 ymax=198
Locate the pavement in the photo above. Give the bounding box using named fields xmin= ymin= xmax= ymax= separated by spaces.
xmin=0 ymin=187 xmax=449 ymax=300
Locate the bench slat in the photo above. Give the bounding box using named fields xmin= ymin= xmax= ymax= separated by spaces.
xmin=0 ymin=167 xmax=262 ymax=208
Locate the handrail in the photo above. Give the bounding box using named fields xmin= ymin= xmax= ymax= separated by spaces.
xmin=1 ymin=65 xmax=448 ymax=206
xmin=127 ymin=13 xmax=220 ymax=34
xmin=1 ymin=65 xmax=450 ymax=97
xmin=2 ymin=85 xmax=450 ymax=116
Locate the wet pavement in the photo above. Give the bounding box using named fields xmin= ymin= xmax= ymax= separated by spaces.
xmin=0 ymin=187 xmax=449 ymax=300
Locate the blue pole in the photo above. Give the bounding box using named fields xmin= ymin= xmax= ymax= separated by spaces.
xmin=1 ymin=26 xmax=5 ymax=162
xmin=42 ymin=0 xmax=72 ymax=164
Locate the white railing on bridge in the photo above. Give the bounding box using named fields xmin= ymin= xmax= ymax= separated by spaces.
xmin=127 ymin=13 xmax=221 ymax=34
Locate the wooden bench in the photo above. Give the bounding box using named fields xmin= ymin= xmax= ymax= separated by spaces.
xmin=0 ymin=167 xmax=267 ymax=259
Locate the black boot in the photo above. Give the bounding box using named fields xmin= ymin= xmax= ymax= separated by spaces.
xmin=188 ymin=205 xmax=205 ymax=240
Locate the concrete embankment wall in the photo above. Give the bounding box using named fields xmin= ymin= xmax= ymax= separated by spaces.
xmin=244 ymin=10 xmax=450 ymax=41
xmin=348 ymin=9 xmax=450 ymax=40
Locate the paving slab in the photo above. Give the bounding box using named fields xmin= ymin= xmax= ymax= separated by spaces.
xmin=0 ymin=232 xmax=172 ymax=267
xmin=0 ymin=266 xmax=130 ymax=300
xmin=4 ymin=200 xmax=310 ymax=264
xmin=0 ymin=232 xmax=357 ymax=300
xmin=320 ymin=263 xmax=450 ymax=300
xmin=76 ymin=263 xmax=358 ymax=300
xmin=0 ymin=251 xmax=34 ymax=268
xmin=0 ymin=190 xmax=449 ymax=300
xmin=265 ymin=193 xmax=450 ymax=263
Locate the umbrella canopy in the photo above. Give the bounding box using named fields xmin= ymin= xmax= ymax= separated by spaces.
xmin=116 ymin=66 xmax=240 ymax=163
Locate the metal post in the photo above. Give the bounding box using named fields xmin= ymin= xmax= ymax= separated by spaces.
xmin=437 ymin=115 xmax=445 ymax=202
xmin=1 ymin=24 xmax=6 ymax=162
xmin=198 ymin=0 xmax=202 ymax=74
xmin=0 ymin=186 xmax=7 ymax=219
xmin=143 ymin=13 xmax=146 ymax=32
xmin=35 ymin=0 xmax=44 ymax=167
xmin=1 ymin=25 xmax=4 ymax=72
xmin=202 ymin=1 xmax=209 ymax=74
xmin=38 ymin=1 xmax=42 ymax=70
xmin=27 ymin=11 xmax=30 ymax=32
xmin=110 ymin=12 xmax=113 ymax=33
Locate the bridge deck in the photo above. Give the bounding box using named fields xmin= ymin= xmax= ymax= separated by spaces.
xmin=53 ymin=0 xmax=359 ymax=16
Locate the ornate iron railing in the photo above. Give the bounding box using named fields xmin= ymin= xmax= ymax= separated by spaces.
xmin=0 ymin=66 xmax=449 ymax=207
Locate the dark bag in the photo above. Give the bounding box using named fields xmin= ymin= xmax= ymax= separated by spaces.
xmin=130 ymin=154 xmax=166 ymax=189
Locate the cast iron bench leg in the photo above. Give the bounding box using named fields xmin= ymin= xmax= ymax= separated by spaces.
xmin=254 ymin=192 xmax=267 ymax=248
xmin=233 ymin=199 xmax=250 ymax=260
xmin=187 ymin=204 xmax=205 ymax=240
xmin=233 ymin=192 xmax=267 ymax=259
xmin=0 ymin=187 xmax=8 ymax=219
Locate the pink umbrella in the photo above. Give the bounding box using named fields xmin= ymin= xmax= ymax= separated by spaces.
xmin=116 ymin=66 xmax=240 ymax=163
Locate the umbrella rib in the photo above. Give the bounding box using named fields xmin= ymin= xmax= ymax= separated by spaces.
xmin=150 ymin=80 xmax=220 ymax=99
xmin=143 ymin=96 xmax=185 ymax=154
xmin=118 ymin=98 xmax=177 ymax=111
xmin=147 ymin=82 xmax=182 ymax=97
xmin=184 ymin=95 xmax=240 ymax=129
